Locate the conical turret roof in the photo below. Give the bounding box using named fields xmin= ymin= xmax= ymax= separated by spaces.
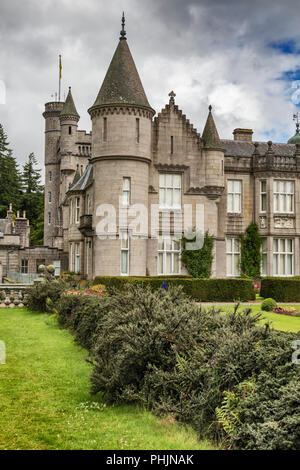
xmin=60 ymin=87 xmax=79 ymax=118
xmin=202 ymin=105 xmax=222 ymax=149
xmin=90 ymin=38 xmax=151 ymax=110
xmin=288 ymin=123 xmax=300 ymax=144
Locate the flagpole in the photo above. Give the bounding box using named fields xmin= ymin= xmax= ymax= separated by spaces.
xmin=58 ymin=55 xmax=62 ymax=102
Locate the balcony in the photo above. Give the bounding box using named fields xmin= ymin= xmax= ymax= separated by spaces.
xmin=79 ymin=214 xmax=93 ymax=237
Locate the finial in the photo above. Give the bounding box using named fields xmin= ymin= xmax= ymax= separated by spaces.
xmin=208 ymin=105 xmax=212 ymax=112
xmin=168 ymin=90 xmax=176 ymax=105
xmin=69 ymin=86 xmax=71 ymax=92
xmin=267 ymin=140 xmax=273 ymax=152
xmin=120 ymin=12 xmax=127 ymax=40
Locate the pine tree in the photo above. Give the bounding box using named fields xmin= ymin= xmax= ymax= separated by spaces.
xmin=21 ymin=152 xmax=44 ymax=245
xmin=0 ymin=123 xmax=22 ymax=216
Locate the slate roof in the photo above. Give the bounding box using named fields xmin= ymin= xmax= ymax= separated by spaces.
xmin=91 ymin=39 xmax=151 ymax=109
xmin=60 ymin=87 xmax=79 ymax=118
xmin=69 ymin=163 xmax=93 ymax=192
xmin=221 ymin=139 xmax=296 ymax=157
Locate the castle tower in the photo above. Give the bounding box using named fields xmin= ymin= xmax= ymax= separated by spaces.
xmin=202 ymin=105 xmax=225 ymax=187
xmin=59 ymin=87 xmax=80 ymax=205
xmin=88 ymin=14 xmax=155 ymax=276
xmin=43 ymin=100 xmax=64 ymax=247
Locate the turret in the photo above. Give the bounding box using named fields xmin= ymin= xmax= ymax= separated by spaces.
xmin=88 ymin=14 xmax=155 ymax=276
xmin=43 ymin=100 xmax=64 ymax=246
xmin=59 ymin=87 xmax=80 ymax=155
xmin=202 ymin=105 xmax=224 ymax=187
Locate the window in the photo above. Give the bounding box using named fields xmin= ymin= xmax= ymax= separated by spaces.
xmin=171 ymin=136 xmax=174 ymax=154
xmin=122 ymin=177 xmax=131 ymax=206
xmin=75 ymin=243 xmax=80 ymax=273
xmin=86 ymin=240 xmax=91 ymax=276
xmin=274 ymin=181 xmax=294 ymax=213
xmin=48 ymin=191 xmax=52 ymax=203
xmin=69 ymin=243 xmax=73 ymax=271
xmin=87 ymin=194 xmax=91 ymax=214
xmin=49 ymin=171 xmax=52 ymax=182
xmin=273 ymin=239 xmax=294 ymax=276
xmin=226 ymin=238 xmax=241 ymax=277
xmin=69 ymin=126 xmax=72 ymax=135
xmin=159 ymin=173 xmax=181 ymax=209
xmin=227 ymin=180 xmax=242 ymax=213
xmin=136 ymin=118 xmax=140 ymax=143
xmin=69 ymin=198 xmax=73 ymax=224
xmin=261 ymin=238 xmax=267 ymax=276
xmin=120 ymin=231 xmax=129 ymax=275
xmin=260 ymin=180 xmax=267 ymax=212
xmin=48 ymin=212 xmax=51 ymax=225
xmin=53 ymin=260 xmax=61 ymax=276
xmin=103 ymin=117 xmax=107 ymax=142
xmin=158 ymin=237 xmax=181 ymax=275
xmin=75 ymin=197 xmax=80 ymax=224
xmin=21 ymin=259 xmax=28 ymax=274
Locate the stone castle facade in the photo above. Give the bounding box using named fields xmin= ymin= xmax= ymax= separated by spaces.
xmin=42 ymin=19 xmax=300 ymax=280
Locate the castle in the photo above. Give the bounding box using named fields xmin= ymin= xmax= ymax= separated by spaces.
xmin=2 ymin=15 xmax=300 ymax=282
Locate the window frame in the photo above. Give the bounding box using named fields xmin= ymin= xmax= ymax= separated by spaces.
xmin=260 ymin=180 xmax=267 ymax=213
xmin=227 ymin=179 xmax=242 ymax=214
xmin=75 ymin=197 xmax=80 ymax=224
xmin=122 ymin=177 xmax=131 ymax=207
xmin=273 ymin=180 xmax=294 ymax=214
xmin=157 ymin=236 xmax=181 ymax=275
xmin=159 ymin=173 xmax=182 ymax=210
xmin=21 ymin=259 xmax=29 ymax=274
xmin=226 ymin=238 xmax=241 ymax=277
xmin=75 ymin=242 xmax=80 ymax=273
xmin=120 ymin=230 xmax=129 ymax=276
xmin=273 ymin=238 xmax=294 ymax=277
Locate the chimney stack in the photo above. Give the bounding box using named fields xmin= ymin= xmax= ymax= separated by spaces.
xmin=233 ymin=128 xmax=253 ymax=142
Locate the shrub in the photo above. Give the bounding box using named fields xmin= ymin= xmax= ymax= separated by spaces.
xmin=261 ymin=277 xmax=300 ymax=302
xmin=240 ymin=223 xmax=262 ymax=278
xmin=181 ymin=231 xmax=214 ymax=278
xmin=93 ymin=276 xmax=255 ymax=302
xmin=88 ymin=284 xmax=300 ymax=449
xmin=261 ymin=298 xmax=277 ymax=311
xmin=26 ymin=280 xmax=67 ymax=312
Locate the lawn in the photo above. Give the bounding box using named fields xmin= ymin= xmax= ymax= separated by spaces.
xmin=220 ymin=304 xmax=300 ymax=333
xmin=0 ymin=308 xmax=214 ymax=450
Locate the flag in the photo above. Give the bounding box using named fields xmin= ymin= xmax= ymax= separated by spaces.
xmin=59 ymin=55 xmax=62 ymax=79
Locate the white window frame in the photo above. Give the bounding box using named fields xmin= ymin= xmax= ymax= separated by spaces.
xmin=120 ymin=231 xmax=129 ymax=276
xmin=122 ymin=177 xmax=131 ymax=207
xmin=69 ymin=243 xmax=73 ymax=272
xmin=75 ymin=197 xmax=80 ymax=224
xmin=159 ymin=173 xmax=181 ymax=209
xmin=69 ymin=198 xmax=73 ymax=224
xmin=21 ymin=259 xmax=29 ymax=274
xmin=157 ymin=236 xmax=181 ymax=275
xmin=227 ymin=180 xmax=242 ymax=214
xmin=261 ymin=238 xmax=267 ymax=276
xmin=273 ymin=180 xmax=294 ymax=214
xmin=53 ymin=260 xmax=61 ymax=276
xmin=75 ymin=242 xmax=80 ymax=273
xmin=273 ymin=238 xmax=294 ymax=277
xmin=226 ymin=238 xmax=241 ymax=277
xmin=260 ymin=180 xmax=267 ymax=213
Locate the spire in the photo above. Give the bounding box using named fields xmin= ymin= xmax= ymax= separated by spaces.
xmin=89 ymin=20 xmax=152 ymax=110
xmin=202 ymin=105 xmax=222 ymax=149
xmin=120 ymin=12 xmax=126 ymax=40
xmin=60 ymin=86 xmax=79 ymax=118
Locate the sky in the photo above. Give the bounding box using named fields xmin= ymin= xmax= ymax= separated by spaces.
xmin=1 ymin=0 xmax=300 ymax=179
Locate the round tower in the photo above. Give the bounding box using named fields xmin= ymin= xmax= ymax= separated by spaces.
xmin=43 ymin=100 xmax=64 ymax=246
xmin=88 ymin=14 xmax=155 ymax=276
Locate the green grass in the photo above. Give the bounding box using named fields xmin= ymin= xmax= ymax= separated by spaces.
xmin=221 ymin=304 xmax=300 ymax=333
xmin=0 ymin=308 xmax=214 ymax=450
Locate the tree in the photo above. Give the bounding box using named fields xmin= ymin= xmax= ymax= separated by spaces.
xmin=181 ymin=230 xmax=214 ymax=278
xmin=240 ymin=223 xmax=262 ymax=278
xmin=0 ymin=123 xmax=22 ymax=216
xmin=20 ymin=152 xmax=44 ymax=245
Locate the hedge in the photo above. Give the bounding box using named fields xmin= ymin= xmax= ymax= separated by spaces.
xmin=261 ymin=277 xmax=300 ymax=302
xmin=93 ymin=276 xmax=256 ymax=302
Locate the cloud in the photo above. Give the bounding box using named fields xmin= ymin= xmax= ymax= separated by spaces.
xmin=1 ymin=0 xmax=300 ymax=176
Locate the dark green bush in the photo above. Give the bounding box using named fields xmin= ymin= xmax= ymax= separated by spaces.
xmin=89 ymin=285 xmax=300 ymax=449
xmin=26 ymin=280 xmax=67 ymax=312
xmin=261 ymin=278 xmax=300 ymax=302
xmin=93 ymin=276 xmax=255 ymax=302
xmin=181 ymin=231 xmax=214 ymax=278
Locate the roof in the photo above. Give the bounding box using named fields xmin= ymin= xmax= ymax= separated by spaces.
xmin=202 ymin=106 xmax=222 ymax=149
xmin=91 ymin=39 xmax=151 ymax=109
xmin=288 ymin=126 xmax=300 ymax=144
xmin=60 ymin=87 xmax=79 ymax=118
xmin=69 ymin=162 xmax=93 ymax=192
xmin=221 ymin=139 xmax=296 ymax=157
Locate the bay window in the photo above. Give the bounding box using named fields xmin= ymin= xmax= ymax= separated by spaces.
xmin=273 ymin=238 xmax=294 ymax=276
xmin=273 ymin=180 xmax=294 ymax=213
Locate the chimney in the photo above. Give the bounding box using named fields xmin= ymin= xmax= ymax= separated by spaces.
xmin=233 ymin=128 xmax=253 ymax=142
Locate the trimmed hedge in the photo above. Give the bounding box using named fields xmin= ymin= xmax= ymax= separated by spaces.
xmin=261 ymin=277 xmax=300 ymax=302
xmin=93 ymin=276 xmax=255 ymax=302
